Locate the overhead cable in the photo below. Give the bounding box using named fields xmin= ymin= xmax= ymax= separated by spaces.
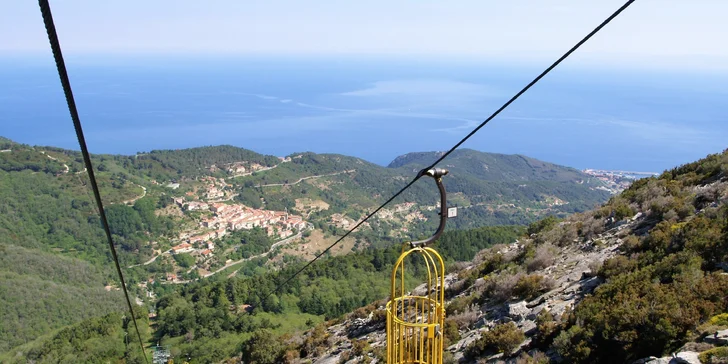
xmin=37 ymin=1 xmax=149 ymax=362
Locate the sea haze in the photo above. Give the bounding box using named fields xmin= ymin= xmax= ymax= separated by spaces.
xmin=0 ymin=55 xmax=726 ymax=172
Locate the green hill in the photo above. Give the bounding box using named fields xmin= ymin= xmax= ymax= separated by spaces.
xmin=0 ymin=244 xmax=125 ymax=353
xmin=388 ymin=149 xmax=587 ymax=182
xmin=0 ymin=136 xmax=610 ymax=358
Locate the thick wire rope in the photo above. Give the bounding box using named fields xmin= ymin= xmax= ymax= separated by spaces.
xmin=37 ymin=1 xmax=149 ymax=362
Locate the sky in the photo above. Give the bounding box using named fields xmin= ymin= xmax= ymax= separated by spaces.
xmin=0 ymin=1 xmax=727 ymax=173
xmin=2 ymin=0 xmax=728 ymax=72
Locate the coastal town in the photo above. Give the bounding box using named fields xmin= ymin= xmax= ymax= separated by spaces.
xmin=582 ymin=168 xmax=659 ymax=194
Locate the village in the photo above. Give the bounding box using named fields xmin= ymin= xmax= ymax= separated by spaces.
xmin=139 ymin=170 xmax=311 ymax=288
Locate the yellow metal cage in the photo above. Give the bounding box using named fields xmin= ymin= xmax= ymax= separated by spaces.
xmin=386 ymin=246 xmax=446 ymax=364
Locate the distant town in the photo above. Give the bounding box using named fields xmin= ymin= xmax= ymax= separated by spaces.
xmin=582 ymin=169 xmax=659 ymax=194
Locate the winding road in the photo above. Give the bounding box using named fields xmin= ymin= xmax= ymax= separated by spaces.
xmin=122 ymin=184 xmax=147 ymax=205
xmin=205 ymin=229 xmax=305 ymax=278
xmin=256 ymin=170 xmax=355 ymax=188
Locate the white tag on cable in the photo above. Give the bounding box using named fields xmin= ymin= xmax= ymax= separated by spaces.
xmin=447 ymin=207 xmax=458 ymax=218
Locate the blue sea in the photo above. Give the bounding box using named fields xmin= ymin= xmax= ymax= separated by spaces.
xmin=1 ymin=54 xmax=726 ymax=172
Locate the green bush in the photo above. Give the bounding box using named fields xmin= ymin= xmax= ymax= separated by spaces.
xmin=465 ymin=322 xmax=525 ymax=358
xmin=513 ymin=274 xmax=552 ymax=301
xmin=709 ymin=313 xmax=728 ymax=327
xmin=446 ymin=295 xmax=476 ymax=316
xmin=443 ymin=319 xmax=461 ymax=347
xmin=553 ymin=325 xmax=592 ymax=363
xmin=699 ymin=347 xmax=728 ymax=364
xmin=173 ymin=253 xmax=195 ymax=268
xmin=598 ymin=256 xmax=638 ymax=280
xmin=532 ymin=309 xmax=561 ymax=348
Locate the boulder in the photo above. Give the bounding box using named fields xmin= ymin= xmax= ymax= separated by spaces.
xmin=633 ymin=357 xmax=670 ymax=364
xmin=703 ymin=329 xmax=728 ymax=345
xmin=508 ymin=301 xmax=530 ymax=322
xmin=671 ymin=351 xmax=701 ymax=364
xmin=520 ymin=320 xmax=537 ymax=336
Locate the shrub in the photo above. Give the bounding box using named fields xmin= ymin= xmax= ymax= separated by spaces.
xmin=527 ymin=215 xmax=561 ymax=236
xmin=371 ymin=309 xmax=387 ymax=324
xmin=443 ymin=319 xmax=461 ymax=347
xmin=465 ymin=322 xmax=525 ymax=358
xmin=580 ymin=216 xmax=605 ymax=240
xmin=532 ymin=309 xmax=560 ymax=349
xmin=513 ymin=274 xmax=554 ymax=301
xmin=449 ymin=309 xmax=479 ymax=331
xmin=301 ymin=324 xmax=329 ymax=358
xmin=699 ymin=347 xmax=728 ymax=364
xmin=515 ymin=350 xmax=551 ymax=364
xmin=526 ymin=243 xmax=556 ymax=272
xmin=350 ymin=304 xmax=376 ymax=320
xmin=446 ymin=295 xmax=476 ymax=316
xmin=483 ymin=272 xmax=524 ymax=303
xmin=598 ymin=255 xmax=637 ymax=280
xmin=351 ymin=339 xmax=370 ymax=356
xmin=338 ymin=350 xmax=351 ymax=364
xmin=553 ymin=325 xmax=592 ymax=363
xmin=559 ymin=266 xmax=728 ymax=363
xmin=478 ymin=253 xmax=507 ymax=276
xmin=242 ymin=329 xmax=285 ymax=364
xmin=612 ymin=200 xmax=635 ymax=221
xmin=586 ymin=259 xmax=602 ymax=278
xmin=709 ymin=313 xmax=728 ymax=327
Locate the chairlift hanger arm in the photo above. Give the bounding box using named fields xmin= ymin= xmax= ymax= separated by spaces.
xmin=410 ymin=168 xmax=448 ymax=248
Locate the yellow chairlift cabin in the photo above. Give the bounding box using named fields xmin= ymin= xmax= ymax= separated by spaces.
xmin=387 ymin=168 xmax=453 ymax=364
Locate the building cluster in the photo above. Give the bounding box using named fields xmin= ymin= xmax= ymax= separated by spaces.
xmin=197 ymin=176 xmax=227 ymax=200
xmin=171 ymin=199 xmax=307 ymax=251
xmin=582 ymin=168 xmax=656 ymax=194
xmin=210 ymin=161 xmax=275 ymax=176
xmin=203 ymin=203 xmax=307 ymax=239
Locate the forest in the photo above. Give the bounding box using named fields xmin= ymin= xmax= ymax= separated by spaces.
xmin=143 ymin=225 xmax=520 ymax=362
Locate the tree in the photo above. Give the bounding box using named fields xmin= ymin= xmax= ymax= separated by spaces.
xmin=242 ymin=329 xmax=284 ymax=364
xmin=173 ymin=253 xmax=195 ymax=268
xmin=105 ymin=204 xmax=143 ymax=238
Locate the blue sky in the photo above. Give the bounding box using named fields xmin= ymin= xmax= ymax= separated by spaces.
xmin=2 ymin=1 xmax=728 ymax=72
xmin=0 ymin=1 xmax=726 ymax=172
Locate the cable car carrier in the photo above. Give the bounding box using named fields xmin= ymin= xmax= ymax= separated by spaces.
xmin=387 ymin=168 xmax=452 ymax=364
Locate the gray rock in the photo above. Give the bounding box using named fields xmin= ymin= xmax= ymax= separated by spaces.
xmin=550 ymin=301 xmax=572 ymax=319
xmin=647 ymin=359 xmax=671 ymax=364
xmin=703 ymin=329 xmax=728 ymax=345
xmin=508 ymin=301 xmax=529 ymax=322
xmin=633 ymin=357 xmax=659 ymax=364
xmin=520 ymin=320 xmax=537 ymax=336
xmin=670 ymin=351 xmax=701 ymax=364
xmin=579 ymin=276 xmax=602 ymax=293
xmin=633 ymin=357 xmax=670 ymax=364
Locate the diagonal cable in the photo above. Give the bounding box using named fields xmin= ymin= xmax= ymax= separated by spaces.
xmin=37 ymin=1 xmax=149 ymax=362
xmin=260 ymin=0 xmax=637 ymax=301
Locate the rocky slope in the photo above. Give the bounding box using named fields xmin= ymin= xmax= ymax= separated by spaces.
xmin=287 ymin=149 xmax=728 ymax=364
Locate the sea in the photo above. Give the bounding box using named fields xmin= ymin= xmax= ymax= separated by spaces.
xmin=1 ymin=54 xmax=726 ymax=173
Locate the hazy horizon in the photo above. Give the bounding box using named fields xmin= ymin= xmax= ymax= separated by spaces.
xmin=2 ymin=1 xmax=727 ymax=173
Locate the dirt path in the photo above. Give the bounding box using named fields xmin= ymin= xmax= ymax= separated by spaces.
xmin=256 ymin=170 xmax=355 ymax=188
xmin=205 ymin=229 xmax=306 ymax=278
xmin=123 ymin=184 xmax=147 ymax=205
xmin=127 ymin=252 xmax=165 ymax=268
